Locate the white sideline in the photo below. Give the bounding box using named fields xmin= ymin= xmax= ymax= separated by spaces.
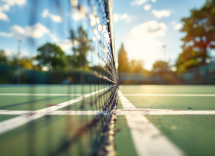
xmin=0 ymin=110 xmax=104 ymax=115
xmin=118 ymin=90 xmax=183 ymax=156
xmin=0 ymin=93 xmax=82 ymax=96
xmin=1 ymin=109 xmax=215 ymax=116
xmin=123 ymin=94 xmax=215 ymax=96
xmin=116 ymin=109 xmax=215 ymax=115
xmin=0 ymin=88 xmax=107 ymax=135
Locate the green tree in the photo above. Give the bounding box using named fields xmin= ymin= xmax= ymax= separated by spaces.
xmin=118 ymin=43 xmax=129 ymax=73
xmin=177 ymin=0 xmax=215 ymax=73
xmin=128 ymin=59 xmax=145 ymax=73
xmin=152 ymin=60 xmax=170 ymax=72
xmin=70 ymin=26 xmax=91 ymax=69
xmin=36 ymin=43 xmax=67 ymax=71
xmin=10 ymin=55 xmax=39 ymax=70
xmin=0 ymin=50 xmax=8 ymax=64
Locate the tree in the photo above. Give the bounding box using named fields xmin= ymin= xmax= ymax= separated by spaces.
xmin=36 ymin=43 xmax=67 ymax=71
xmin=152 ymin=60 xmax=170 ymax=72
xmin=118 ymin=43 xmax=129 ymax=73
xmin=0 ymin=50 xmax=7 ymax=64
xmin=10 ymin=55 xmax=39 ymax=70
xmin=128 ymin=59 xmax=145 ymax=73
xmin=70 ymin=26 xmax=91 ymax=69
xmin=177 ymin=0 xmax=215 ymax=72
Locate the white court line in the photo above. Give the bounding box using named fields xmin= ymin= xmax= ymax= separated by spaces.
xmin=0 ymin=110 xmax=30 ymax=115
xmin=0 ymin=93 xmax=82 ymax=96
xmin=123 ymin=94 xmax=215 ymax=96
xmin=119 ymin=92 xmax=136 ymax=110
xmin=116 ymin=109 xmax=215 ymax=115
xmin=118 ymin=90 xmax=183 ymax=156
xmin=0 ymin=110 xmax=104 ymax=115
xmin=0 ymin=88 xmax=107 ymax=135
xmin=1 ymin=109 xmax=215 ymax=116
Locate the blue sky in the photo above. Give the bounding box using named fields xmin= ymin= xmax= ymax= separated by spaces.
xmin=0 ymin=0 xmax=74 ymax=57
xmin=0 ymin=0 xmax=110 ymax=68
xmin=113 ymin=0 xmax=206 ymax=70
xmin=0 ymin=0 xmax=207 ymax=70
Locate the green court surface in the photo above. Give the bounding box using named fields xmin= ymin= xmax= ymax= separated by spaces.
xmin=0 ymin=96 xmax=79 ymax=110
xmin=124 ymin=96 xmax=215 ymax=110
xmin=0 ymin=85 xmax=110 ymax=111
xmin=145 ymin=115 xmax=215 ymax=156
xmin=59 ymin=92 xmax=116 ymax=111
xmin=0 ymin=85 xmax=106 ymax=94
xmin=120 ymin=85 xmax=215 ymax=110
xmin=115 ymin=116 xmax=137 ymax=156
xmin=0 ymin=115 xmax=18 ymax=122
xmin=120 ymin=85 xmax=215 ymax=94
xmin=0 ymin=85 xmax=117 ymax=155
xmin=0 ymin=85 xmax=215 ymax=156
xmin=119 ymin=85 xmax=215 ymax=156
xmin=0 ymin=115 xmax=104 ymax=156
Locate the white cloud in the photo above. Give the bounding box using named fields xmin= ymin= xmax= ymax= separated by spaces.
xmin=71 ymin=6 xmax=86 ymax=21
xmin=0 ymin=0 xmax=26 ymax=6
xmin=131 ymin=0 xmax=148 ymax=6
xmin=173 ymin=23 xmax=182 ymax=30
xmin=171 ymin=21 xmax=176 ymax=25
xmin=49 ymin=33 xmax=58 ymax=42
xmin=0 ymin=0 xmax=26 ymax=22
xmin=144 ymin=4 xmax=151 ymax=11
xmin=25 ymin=23 xmax=50 ymax=38
xmin=121 ymin=14 xmax=128 ymax=20
xmin=42 ymin=9 xmax=62 ymax=23
xmin=131 ymin=20 xmax=167 ymax=37
xmin=0 ymin=11 xmax=9 ymax=21
xmin=126 ymin=18 xmax=132 ymax=23
xmin=0 ymin=23 xmax=50 ymax=39
xmin=0 ymin=4 xmax=10 ymax=21
xmin=0 ymin=32 xmax=12 ymax=37
xmin=10 ymin=25 xmax=26 ymax=39
xmin=70 ymin=0 xmax=78 ymax=6
xmin=0 ymin=4 xmax=10 ymax=12
xmin=56 ymin=40 xmax=73 ymax=51
xmin=125 ymin=20 xmax=167 ymax=70
xmin=152 ymin=0 xmax=156 ymax=2
xmin=152 ymin=9 xmax=171 ymax=18
xmin=113 ymin=13 xmax=134 ymax=23
xmin=49 ymin=34 xmax=76 ymax=51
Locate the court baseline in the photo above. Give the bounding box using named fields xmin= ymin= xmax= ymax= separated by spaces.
xmin=0 ymin=93 xmax=82 ymax=96
xmin=123 ymin=94 xmax=215 ymax=96
xmin=0 ymin=110 xmax=215 ymax=115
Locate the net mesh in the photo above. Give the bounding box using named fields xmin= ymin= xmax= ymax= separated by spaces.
xmin=0 ymin=0 xmax=118 ymax=155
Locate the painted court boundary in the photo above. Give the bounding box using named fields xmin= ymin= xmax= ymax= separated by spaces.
xmin=1 ymin=110 xmax=215 ymax=115
xmin=0 ymin=88 xmax=107 ymax=135
xmin=0 ymin=93 xmax=82 ymax=96
xmin=123 ymin=94 xmax=215 ymax=96
xmin=118 ymin=90 xmax=183 ymax=156
xmin=2 ymin=93 xmax=215 ymax=97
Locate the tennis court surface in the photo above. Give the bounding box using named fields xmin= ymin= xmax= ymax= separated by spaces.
xmin=0 ymin=84 xmax=118 ymax=156
xmin=0 ymin=85 xmax=215 ymax=156
xmin=117 ymin=85 xmax=215 ymax=156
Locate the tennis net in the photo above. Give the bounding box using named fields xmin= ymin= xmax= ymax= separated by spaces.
xmin=0 ymin=0 xmax=118 ymax=155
